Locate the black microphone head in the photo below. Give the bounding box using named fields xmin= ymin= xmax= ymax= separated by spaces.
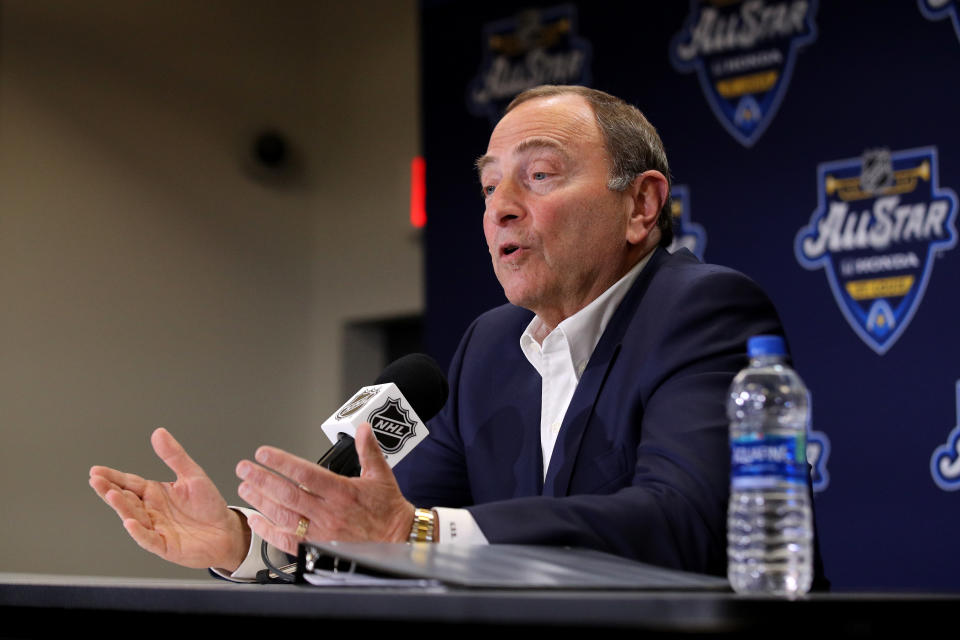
xmin=374 ymin=353 xmax=449 ymax=422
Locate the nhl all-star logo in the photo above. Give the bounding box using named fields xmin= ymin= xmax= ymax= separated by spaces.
xmin=368 ymin=397 xmax=418 ymax=454
xmin=919 ymin=0 xmax=960 ymax=43
xmin=931 ymin=380 xmax=960 ymax=491
xmin=467 ymin=4 xmax=592 ymax=124
xmin=667 ymin=185 xmax=708 ymax=260
xmin=806 ymin=431 xmax=830 ymax=492
xmin=670 ymin=0 xmax=818 ymax=147
xmin=794 ymin=146 xmax=958 ymax=355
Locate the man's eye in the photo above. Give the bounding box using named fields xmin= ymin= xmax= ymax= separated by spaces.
xmin=482 ymin=185 xmax=496 ymax=197
xmin=532 ymin=172 xmax=547 ymax=181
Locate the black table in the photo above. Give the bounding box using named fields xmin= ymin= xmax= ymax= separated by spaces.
xmin=2 ymin=572 xmax=957 ymax=637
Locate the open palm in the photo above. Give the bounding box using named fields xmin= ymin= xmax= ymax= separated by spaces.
xmin=89 ymin=428 xmax=249 ymax=570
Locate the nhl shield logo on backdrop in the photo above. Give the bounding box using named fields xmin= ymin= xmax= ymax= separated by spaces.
xmin=794 ymin=147 xmax=958 ymax=355
xmin=368 ymin=397 xmax=418 ymax=454
xmin=667 ymin=185 xmax=708 ymax=260
xmin=670 ymin=0 xmax=818 ymax=147
xmin=467 ymin=4 xmax=592 ymax=124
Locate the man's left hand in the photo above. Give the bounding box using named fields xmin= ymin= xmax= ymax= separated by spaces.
xmin=235 ymin=423 xmax=415 ymax=555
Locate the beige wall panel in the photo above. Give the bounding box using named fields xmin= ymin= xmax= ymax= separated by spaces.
xmin=0 ymin=0 xmax=420 ymax=577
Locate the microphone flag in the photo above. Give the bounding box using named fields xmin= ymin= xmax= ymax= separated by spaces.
xmin=320 ymin=382 xmax=429 ymax=468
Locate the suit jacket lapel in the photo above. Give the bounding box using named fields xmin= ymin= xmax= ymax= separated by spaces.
xmin=516 ymin=365 xmax=545 ymax=496
xmin=497 ymin=310 xmax=544 ymax=497
xmin=541 ymin=248 xmax=670 ymax=497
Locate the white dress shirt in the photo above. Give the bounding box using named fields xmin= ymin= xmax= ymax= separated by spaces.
xmin=435 ymin=252 xmax=652 ymax=544
xmin=210 ymin=506 xmax=289 ymax=581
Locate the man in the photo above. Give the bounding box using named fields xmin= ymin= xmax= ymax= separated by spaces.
xmin=90 ymin=85 xmax=816 ymax=582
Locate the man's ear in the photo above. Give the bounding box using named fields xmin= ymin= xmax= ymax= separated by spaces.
xmin=625 ymin=170 xmax=669 ymax=246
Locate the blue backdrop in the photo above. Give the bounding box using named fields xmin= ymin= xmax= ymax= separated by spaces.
xmin=420 ymin=0 xmax=960 ymax=590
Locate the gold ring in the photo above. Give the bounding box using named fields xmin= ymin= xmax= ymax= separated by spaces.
xmin=298 ymin=483 xmax=315 ymax=495
xmin=295 ymin=516 xmax=309 ymax=538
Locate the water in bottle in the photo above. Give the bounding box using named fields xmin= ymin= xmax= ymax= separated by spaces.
xmin=727 ymin=334 xmax=812 ymax=597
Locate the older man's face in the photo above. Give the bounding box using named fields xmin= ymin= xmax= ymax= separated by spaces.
xmin=478 ymin=94 xmax=636 ymax=328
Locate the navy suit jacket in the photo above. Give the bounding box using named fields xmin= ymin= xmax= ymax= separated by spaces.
xmin=396 ymin=247 xmax=805 ymax=578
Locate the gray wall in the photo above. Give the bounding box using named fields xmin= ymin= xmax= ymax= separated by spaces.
xmin=0 ymin=1 xmax=422 ymax=577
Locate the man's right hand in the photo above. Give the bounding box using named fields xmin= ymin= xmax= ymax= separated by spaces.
xmin=89 ymin=428 xmax=250 ymax=572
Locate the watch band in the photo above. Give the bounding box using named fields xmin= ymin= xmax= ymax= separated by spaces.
xmin=408 ymin=507 xmax=436 ymax=543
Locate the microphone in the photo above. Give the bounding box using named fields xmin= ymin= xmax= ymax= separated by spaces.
xmin=317 ymin=353 xmax=448 ymax=477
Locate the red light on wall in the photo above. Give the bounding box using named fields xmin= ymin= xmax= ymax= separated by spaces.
xmin=410 ymin=156 xmax=427 ymax=229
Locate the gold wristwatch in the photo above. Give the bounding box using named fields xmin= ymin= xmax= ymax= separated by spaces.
xmin=408 ymin=507 xmax=436 ymax=542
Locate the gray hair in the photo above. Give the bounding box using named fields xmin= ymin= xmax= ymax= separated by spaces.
xmin=505 ymin=85 xmax=673 ymax=247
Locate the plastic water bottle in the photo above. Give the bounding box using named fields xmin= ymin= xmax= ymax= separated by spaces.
xmin=727 ymin=335 xmax=812 ymax=597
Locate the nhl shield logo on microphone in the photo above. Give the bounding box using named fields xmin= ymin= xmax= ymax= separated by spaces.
xmin=367 ymin=397 xmax=418 ymax=454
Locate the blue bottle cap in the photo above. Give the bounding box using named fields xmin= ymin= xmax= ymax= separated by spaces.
xmin=747 ymin=334 xmax=786 ymax=357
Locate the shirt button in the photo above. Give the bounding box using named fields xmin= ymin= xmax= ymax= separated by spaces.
xmin=552 ymin=421 xmax=561 ymax=433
